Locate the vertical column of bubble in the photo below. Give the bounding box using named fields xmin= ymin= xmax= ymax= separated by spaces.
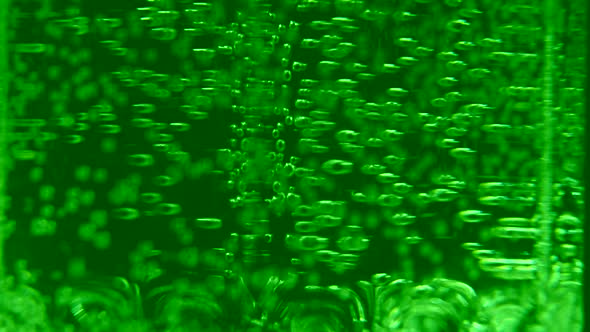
xmin=462 ymin=0 xmax=541 ymax=284
xmin=450 ymin=2 xmax=547 ymax=329
xmin=548 ymin=0 xmax=585 ymax=288
xmin=217 ymin=4 xmax=287 ymax=307
xmin=0 ymin=0 xmax=9 ymax=281
xmin=534 ymin=0 xmax=585 ymax=330
xmin=232 ymin=3 xmax=268 ymax=269
xmin=287 ymin=12 xmax=333 ymax=285
xmin=535 ymin=0 xmax=557 ymax=311
xmin=286 ymin=3 xmax=375 ymax=286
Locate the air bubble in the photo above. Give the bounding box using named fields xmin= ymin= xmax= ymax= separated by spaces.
xmin=472 ymin=250 xmax=498 ymax=259
xmin=299 ymin=236 xmax=329 ymax=251
xmin=295 ymin=221 xmax=320 ymax=233
xmin=377 ymin=172 xmax=401 ymax=183
xmin=446 ymin=61 xmax=467 ymax=72
xmin=438 ymin=77 xmax=459 ymax=87
xmin=155 ymin=203 xmax=182 ymax=216
xmin=128 ymin=154 xmax=154 ymax=167
xmin=195 ymin=218 xmax=223 ymax=230
xmin=390 ymin=213 xmax=416 ymax=226
xmin=337 ymin=236 xmax=369 ymax=251
xmin=458 ymin=210 xmax=491 ymax=223
xmin=454 ymin=41 xmax=476 ymax=50
xmin=387 ymin=88 xmax=409 ymax=97
xmin=112 ymin=208 xmax=140 ymax=220
xmin=396 ymin=38 xmax=418 ymax=47
xmin=430 ymin=98 xmax=448 ymax=108
xmin=430 ymin=189 xmax=460 ymax=202
xmin=361 ymin=164 xmax=387 ymax=175
xmin=301 ymin=39 xmax=320 ymax=49
xmin=447 ymin=19 xmax=470 ymax=32
xmin=492 ymin=227 xmax=538 ymax=239
xmin=322 ymin=159 xmax=354 ymax=175
xmin=315 ymin=215 xmax=343 ymax=227
xmin=450 ymin=147 xmax=476 ymax=159
xmin=378 ymin=194 xmax=403 ymax=207
xmin=397 ymin=57 xmax=419 ymax=66
xmin=382 ymin=63 xmax=401 ymax=73
xmin=469 ymin=68 xmax=492 ymax=79
xmin=414 ymin=47 xmax=434 ymax=57
xmin=15 ymin=43 xmax=47 ymax=53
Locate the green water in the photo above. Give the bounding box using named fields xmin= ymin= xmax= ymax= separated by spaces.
xmin=0 ymin=0 xmax=585 ymax=331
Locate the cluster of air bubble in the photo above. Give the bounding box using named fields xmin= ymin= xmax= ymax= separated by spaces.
xmin=0 ymin=0 xmax=584 ymax=330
